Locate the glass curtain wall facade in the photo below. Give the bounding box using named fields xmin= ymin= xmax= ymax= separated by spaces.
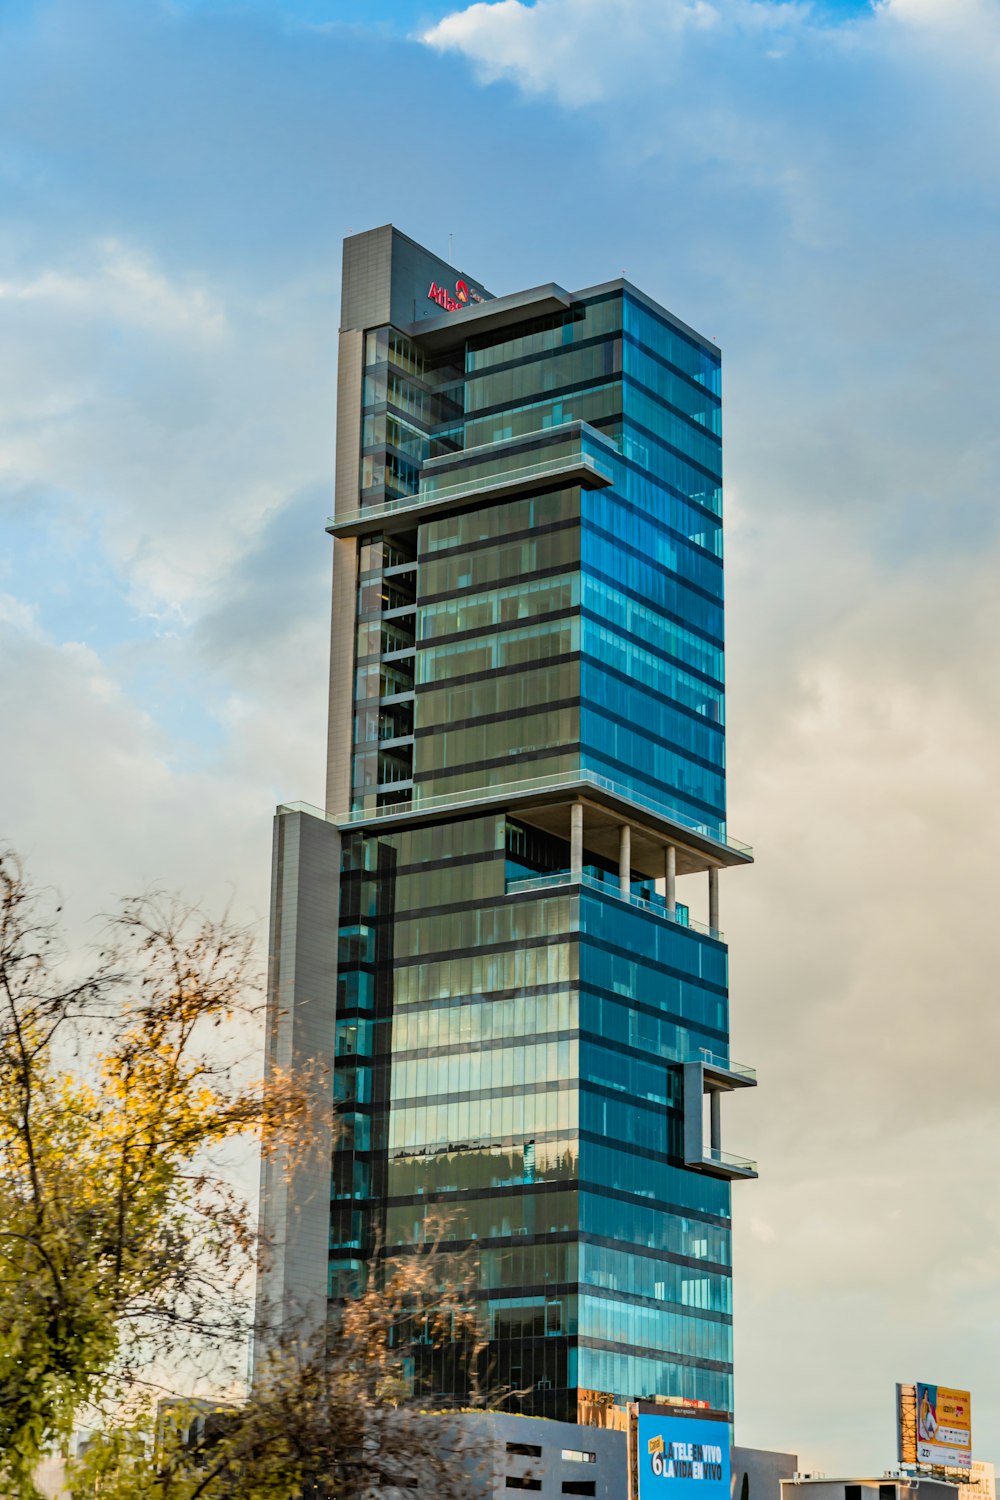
xmin=258 ymin=226 xmax=755 ymax=1428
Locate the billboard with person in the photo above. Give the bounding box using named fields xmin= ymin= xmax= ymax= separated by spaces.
xmin=916 ymin=1383 xmax=972 ymax=1470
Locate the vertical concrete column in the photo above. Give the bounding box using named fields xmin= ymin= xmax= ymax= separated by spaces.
xmin=326 ymin=536 xmax=359 ymax=817
xmin=710 ymin=1088 xmax=722 ymax=1154
xmin=708 ymin=866 xmax=720 ymax=933
xmin=664 ymin=844 xmax=677 ymax=914
xmin=570 ymin=801 xmax=583 ymax=881
xmin=255 ymin=809 xmax=340 ymax=1374
xmin=619 ymin=823 xmax=631 ymax=898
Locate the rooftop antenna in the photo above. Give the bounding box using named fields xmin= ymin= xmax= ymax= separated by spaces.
xmin=448 ymin=232 xmax=454 ymax=263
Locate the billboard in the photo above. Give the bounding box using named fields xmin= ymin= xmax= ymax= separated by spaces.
xmin=635 ymin=1411 xmax=731 ymax=1500
xmin=916 ymin=1383 xmax=972 ymax=1471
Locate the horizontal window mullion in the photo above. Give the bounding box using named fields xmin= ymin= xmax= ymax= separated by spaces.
xmin=583 ymin=702 xmax=724 ymax=776
xmin=418 ymin=574 xmax=578 ymax=642
xmin=620 ymin=354 xmax=722 ymax=441
xmin=622 ymin=363 xmax=724 ymax=450
xmin=577 ymin=1025 xmax=686 ymax=1069
xmin=414 ymin=649 xmax=578 ymax=695
xmin=464 ymin=371 xmax=621 ymax=424
xmin=621 ymin=410 xmax=722 ymax=487
xmin=622 ymin=291 xmax=721 ymax=394
xmin=391 ymin=1076 xmax=576 ymax=1109
xmin=414 ymin=694 xmax=578 ymax=739
xmin=339 ymin=847 xmax=500 ymax=883
xmin=623 ymin=329 xmax=722 ymax=407
xmin=583 ymin=561 xmax=724 ymax=650
xmin=393 ymin=1028 xmax=579 ymax=1064
xmin=582 ymin=1077 xmax=679 ymax=1117
xmin=612 ymin=446 xmax=722 ymax=528
xmin=463 ymin=385 xmax=623 ymax=447
xmin=585 ymin=482 xmax=722 ymax=566
xmin=585 ymin=521 xmax=722 ymax=608
xmin=387 ymin=1127 xmax=572 ymax=1171
xmin=417 ymin=512 xmax=578 ymax=567
xmin=465 ymin=291 xmax=619 ymax=368
xmin=419 ymin=559 xmax=577 ymax=609
xmin=340 ymin=886 xmax=502 ymax=926
xmin=384 ymin=1179 xmax=578 ymax=1210
xmin=580 ymin=607 xmax=723 ymax=691
xmin=578 ymin=1180 xmax=729 ymax=1233
xmin=384 ymin=1229 xmax=579 ymax=1253
xmin=581 ymin=1281 xmax=731 ymax=1325
xmin=579 ymin=1228 xmax=730 ymax=1276
xmin=463 ymin=330 xmax=613 ymax=383
xmin=413 ymin=740 xmax=581 ymax=783
xmin=577 ymin=934 xmax=728 ymax=999
xmin=394 ymin=978 xmax=574 ymax=1018
xmin=415 ymin=605 xmax=576 ymax=652
xmin=581 ymin=648 xmax=725 ymax=739
xmin=417 ymin=662 xmax=579 ymax=732
xmin=578 ymin=988 xmax=727 ymax=1047
xmin=576 ymin=1333 xmax=731 ymax=1374
xmin=392 ymin=930 xmax=573 ymax=971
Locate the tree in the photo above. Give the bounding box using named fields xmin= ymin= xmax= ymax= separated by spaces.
xmin=0 ymin=849 xmax=305 ymax=1497
xmin=0 ymin=850 xmax=490 ymax=1500
xmin=68 ymin=1243 xmax=488 ymax=1499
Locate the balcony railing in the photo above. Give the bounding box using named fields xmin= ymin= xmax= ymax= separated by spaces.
xmin=328 ymin=421 xmax=616 ymax=533
xmin=325 ymin=766 xmax=751 ymax=860
xmin=505 ymin=869 xmax=723 ymax=942
xmin=330 ymin=453 xmax=613 ymax=532
xmin=690 ymin=1049 xmax=757 ymax=1083
xmin=425 ymin=450 xmax=611 ymax=506
xmin=703 ymin=1146 xmax=758 ymax=1176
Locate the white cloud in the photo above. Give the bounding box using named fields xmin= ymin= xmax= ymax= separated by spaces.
xmin=876 ymin=0 xmax=1000 ymax=79
xmin=0 ymin=588 xmax=324 ymax=943
xmin=423 ymin=0 xmax=1000 ymax=117
xmin=0 ymin=238 xmax=227 ymax=342
xmin=0 ymin=238 xmax=337 ymax=617
xmin=423 ymin=0 xmax=835 ymax=105
xmin=879 ymin=0 xmax=999 ymax=29
xmin=0 ymin=591 xmax=40 ymax=633
xmin=423 ymin=0 xmax=732 ymax=102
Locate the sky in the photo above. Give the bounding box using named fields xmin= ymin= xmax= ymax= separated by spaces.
xmin=2 ymin=0 xmax=1000 ymax=1475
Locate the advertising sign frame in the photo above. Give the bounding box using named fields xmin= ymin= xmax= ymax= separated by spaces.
xmin=898 ymin=1382 xmax=972 ymax=1473
xmin=630 ymin=1402 xmax=731 ymax=1500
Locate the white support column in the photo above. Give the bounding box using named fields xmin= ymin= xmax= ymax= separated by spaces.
xmin=708 ymin=865 xmax=720 ymax=933
xmin=618 ymin=823 xmax=631 ymax=898
xmin=664 ymin=843 xmax=676 ymax=914
xmin=570 ymin=801 xmax=583 ymax=880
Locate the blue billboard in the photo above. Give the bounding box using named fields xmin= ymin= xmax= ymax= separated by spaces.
xmin=636 ymin=1413 xmax=731 ymax=1500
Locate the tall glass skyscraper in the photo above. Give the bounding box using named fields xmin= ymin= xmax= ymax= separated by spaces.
xmin=258 ymin=225 xmax=757 ymax=1426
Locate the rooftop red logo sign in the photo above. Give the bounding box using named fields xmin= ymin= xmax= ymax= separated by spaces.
xmin=427 ymin=278 xmax=485 ymax=312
